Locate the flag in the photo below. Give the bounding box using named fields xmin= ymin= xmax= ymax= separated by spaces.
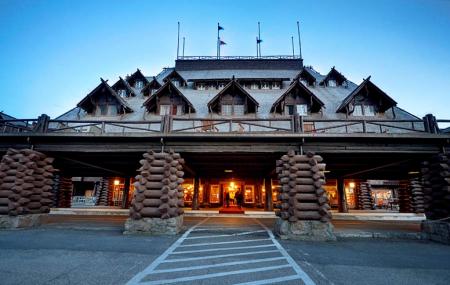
xmin=218 ymin=25 xmax=224 ymax=31
xmin=220 ymin=40 xmax=226 ymax=45
xmin=257 ymin=38 xmax=263 ymax=43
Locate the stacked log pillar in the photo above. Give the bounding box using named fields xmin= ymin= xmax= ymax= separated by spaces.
xmin=420 ymin=154 xmax=450 ymax=244
xmin=409 ymin=178 xmax=425 ymax=214
xmin=0 ymin=148 xmax=55 ymax=228
xmin=356 ymin=182 xmax=373 ymax=210
xmin=124 ymin=149 xmax=184 ymax=235
xmin=97 ymin=177 xmax=110 ymax=206
xmin=274 ymin=150 xmax=335 ymax=241
xmin=57 ymin=177 xmax=73 ymax=208
xmin=398 ymin=180 xmax=413 ymax=213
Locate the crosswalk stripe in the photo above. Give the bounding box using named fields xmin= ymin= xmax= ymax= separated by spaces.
xmin=139 ymin=264 xmax=292 ymax=285
xmin=233 ymin=274 xmax=303 ymax=285
xmin=178 ymin=238 xmax=270 ymax=247
xmin=171 ymin=244 xmax=275 ymax=254
xmin=161 ymin=249 xmax=280 ymax=263
xmin=150 ymin=257 xmax=286 ymax=274
xmin=185 ymin=230 xmax=266 ymax=239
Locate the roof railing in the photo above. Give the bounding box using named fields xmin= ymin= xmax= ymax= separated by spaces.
xmin=177 ymin=55 xmax=301 ymax=60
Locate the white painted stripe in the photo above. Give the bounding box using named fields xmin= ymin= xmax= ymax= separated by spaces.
xmin=125 ymin=217 xmax=210 ymax=285
xmin=171 ymin=244 xmax=275 ymax=254
xmin=178 ymin=238 xmax=270 ymax=247
xmin=234 ymin=274 xmax=303 ymax=285
xmin=151 ymin=257 xmax=286 ymax=274
xmin=162 ymin=249 xmax=280 ymax=263
xmin=186 ymin=229 xmax=267 ymax=239
xmin=139 ymin=264 xmax=292 ymax=285
xmin=255 ymin=219 xmax=316 ymax=285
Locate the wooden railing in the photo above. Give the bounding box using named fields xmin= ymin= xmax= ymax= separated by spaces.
xmin=1 ymin=115 xmax=448 ymax=135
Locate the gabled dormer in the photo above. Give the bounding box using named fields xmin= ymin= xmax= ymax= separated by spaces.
xmin=142 ymin=80 xmax=195 ymax=116
xmin=207 ymin=77 xmax=259 ymax=116
xmin=142 ymin=77 xmax=162 ymax=96
xmin=77 ymin=78 xmax=133 ymax=116
xmin=271 ymin=79 xmax=324 ymax=116
xmin=163 ymin=70 xmax=187 ymax=87
xmin=126 ymin=69 xmax=149 ymax=90
xmin=293 ymin=68 xmax=317 ymax=86
xmin=319 ymin=67 xmax=347 ymax=87
xmin=336 ymin=76 xmax=397 ymax=117
xmin=111 ymin=77 xmax=137 ymax=98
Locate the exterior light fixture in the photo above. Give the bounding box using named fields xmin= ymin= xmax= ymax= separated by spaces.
xmin=224 ymin=169 xmax=233 ymax=173
xmin=408 ymin=171 xmax=420 ymax=175
xmin=349 ymin=182 xmax=355 ymax=188
xmin=114 ymin=179 xmax=120 ymax=186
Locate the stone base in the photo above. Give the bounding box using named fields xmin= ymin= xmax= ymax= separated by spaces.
xmin=0 ymin=214 xmax=45 ymax=229
xmin=123 ymin=215 xmax=184 ymax=235
xmin=421 ymin=220 xmax=450 ymax=244
xmin=274 ymin=218 xmax=336 ymax=241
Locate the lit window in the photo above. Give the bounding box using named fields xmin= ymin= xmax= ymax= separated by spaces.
xmin=118 ymin=89 xmax=127 ymax=98
xmin=364 ymin=105 xmax=375 ymax=116
xmin=272 ymin=82 xmax=281 ymax=89
xmin=244 ymin=185 xmax=255 ymax=203
xmin=296 ymin=104 xmax=308 ymax=116
xmin=328 ymin=80 xmax=337 ymax=87
xmin=353 ymin=105 xmax=363 ymax=116
xmin=221 ymin=105 xmax=233 ymax=116
xmin=285 ymin=105 xmax=295 ymax=115
xmin=234 ymin=105 xmax=245 ymax=116
xmin=197 ymin=83 xmax=206 ymax=90
xmin=251 ymin=83 xmax=259 ymax=90
xmin=135 ymin=81 xmax=143 ymax=89
xmin=261 ymin=82 xmax=270 ymax=90
xmin=210 ymin=185 xmax=220 ymax=204
xmin=159 ymin=105 xmax=170 ymax=116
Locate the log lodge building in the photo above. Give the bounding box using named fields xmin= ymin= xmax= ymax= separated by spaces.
xmin=1 ymin=56 xmax=449 ymax=236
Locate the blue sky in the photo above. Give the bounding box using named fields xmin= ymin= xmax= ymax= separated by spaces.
xmin=0 ymin=0 xmax=449 ymax=119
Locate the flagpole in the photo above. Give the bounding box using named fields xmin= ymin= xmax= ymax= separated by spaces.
xmin=217 ymin=23 xmax=220 ymax=59
xmin=177 ymin=22 xmax=180 ymax=60
xmin=297 ymin=21 xmax=302 ymax=60
xmin=291 ymin=36 xmax=295 ymax=58
xmin=182 ymin=37 xmax=185 ymax=58
xmin=256 ymin=37 xmax=259 ymax=57
xmin=258 ymin=22 xmax=261 ymax=58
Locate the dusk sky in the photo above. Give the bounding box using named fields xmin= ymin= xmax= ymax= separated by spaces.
xmin=0 ymin=0 xmax=449 ymax=119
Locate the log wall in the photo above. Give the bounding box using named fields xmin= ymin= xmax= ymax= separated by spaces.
xmin=421 ymin=154 xmax=450 ymax=220
xmin=398 ymin=180 xmax=413 ymax=213
xmin=130 ymin=150 xmax=184 ymax=220
xmin=57 ymin=176 xmax=73 ymax=208
xmin=275 ymin=150 xmax=332 ymax=223
xmin=409 ymin=178 xmax=425 ymax=214
xmin=0 ymin=148 xmax=55 ymax=216
xmin=356 ymin=182 xmax=373 ymax=210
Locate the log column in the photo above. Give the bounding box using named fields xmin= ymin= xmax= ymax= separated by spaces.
xmin=398 ymin=180 xmax=413 ymax=213
xmin=273 ymin=150 xmax=335 ymax=240
xmin=410 ymin=178 xmax=425 ymax=214
xmin=264 ymin=177 xmax=273 ymax=211
xmin=125 ymin=149 xmax=184 ymax=235
xmin=337 ymin=178 xmax=348 ymax=213
xmin=192 ymin=176 xmax=200 ymax=210
xmin=0 ymin=148 xmax=55 ymax=228
xmin=122 ymin=177 xmax=131 ymax=209
xmin=356 ymin=182 xmax=373 ymax=210
xmin=57 ymin=176 xmax=73 ymax=208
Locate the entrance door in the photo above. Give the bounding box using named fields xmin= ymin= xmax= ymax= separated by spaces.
xmin=224 ymin=181 xmax=241 ymax=207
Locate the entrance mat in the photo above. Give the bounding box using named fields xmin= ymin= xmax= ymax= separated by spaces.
xmin=219 ymin=206 xmax=245 ymax=214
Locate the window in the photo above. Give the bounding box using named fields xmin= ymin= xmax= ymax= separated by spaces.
xmin=99 ymin=104 xmax=108 ymax=116
xmin=159 ymin=105 xmax=170 ymax=115
xmin=108 ymin=105 xmax=117 ymax=115
xmin=135 ymin=81 xmax=143 ymax=89
xmin=353 ymin=105 xmax=363 ymax=116
xmin=210 ymin=185 xmax=220 ymax=204
xmin=272 ymin=82 xmax=281 ymax=89
xmin=364 ymin=105 xmax=375 ymax=116
xmin=176 ymin=105 xmax=184 ymax=115
xmin=251 ymin=83 xmax=259 ymax=90
xmin=197 ymin=83 xmax=206 ymax=90
xmin=328 ymin=80 xmax=337 ymax=87
xmin=296 ymin=104 xmax=308 ymax=116
xmin=261 ymin=82 xmax=270 ymax=89
xmin=221 ymin=104 xmax=233 ymax=116
xmin=285 ymin=105 xmax=295 ymax=115
xmin=118 ymin=89 xmax=127 ymax=98
xmin=172 ymin=80 xmax=180 ymax=87
xmin=218 ymin=83 xmax=225 ymax=89
xmin=234 ymin=105 xmax=245 ymax=116
xmin=244 ymin=185 xmax=255 ymax=203
xmin=300 ymin=79 xmax=308 ymax=86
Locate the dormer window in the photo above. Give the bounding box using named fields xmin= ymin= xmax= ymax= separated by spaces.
xmin=172 ymin=80 xmax=180 ymax=87
xmin=328 ymin=80 xmax=337 ymax=87
xmin=135 ymin=81 xmax=144 ymax=89
xmin=118 ymin=89 xmax=127 ymax=98
xmin=261 ymin=82 xmax=270 ymax=90
xmin=221 ymin=104 xmax=244 ymax=116
xmin=218 ymin=83 xmax=225 ymax=89
xmin=251 ymin=83 xmax=259 ymax=90
xmin=352 ymin=104 xmax=375 ymax=116
xmin=197 ymin=83 xmax=206 ymax=90
xmin=272 ymin=82 xmax=281 ymax=89
xmin=285 ymin=104 xmax=307 ymax=116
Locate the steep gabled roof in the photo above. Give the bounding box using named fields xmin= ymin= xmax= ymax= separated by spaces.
xmin=207 ymin=78 xmax=259 ymax=111
xmin=126 ymin=69 xmax=149 ymax=86
xmin=163 ymin=69 xmax=187 ymax=85
xmin=293 ymin=68 xmax=317 ymax=85
xmin=319 ymin=67 xmax=347 ymax=86
xmin=111 ymin=77 xmax=137 ymax=97
xmin=336 ymin=76 xmax=397 ymax=113
xmin=142 ymin=80 xmax=195 ymax=113
xmin=0 ymin=111 xmax=16 ymax=120
xmin=142 ymin=77 xmax=162 ymax=96
xmin=271 ymin=79 xmax=324 ymax=113
xmin=77 ymin=78 xmax=133 ymax=114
